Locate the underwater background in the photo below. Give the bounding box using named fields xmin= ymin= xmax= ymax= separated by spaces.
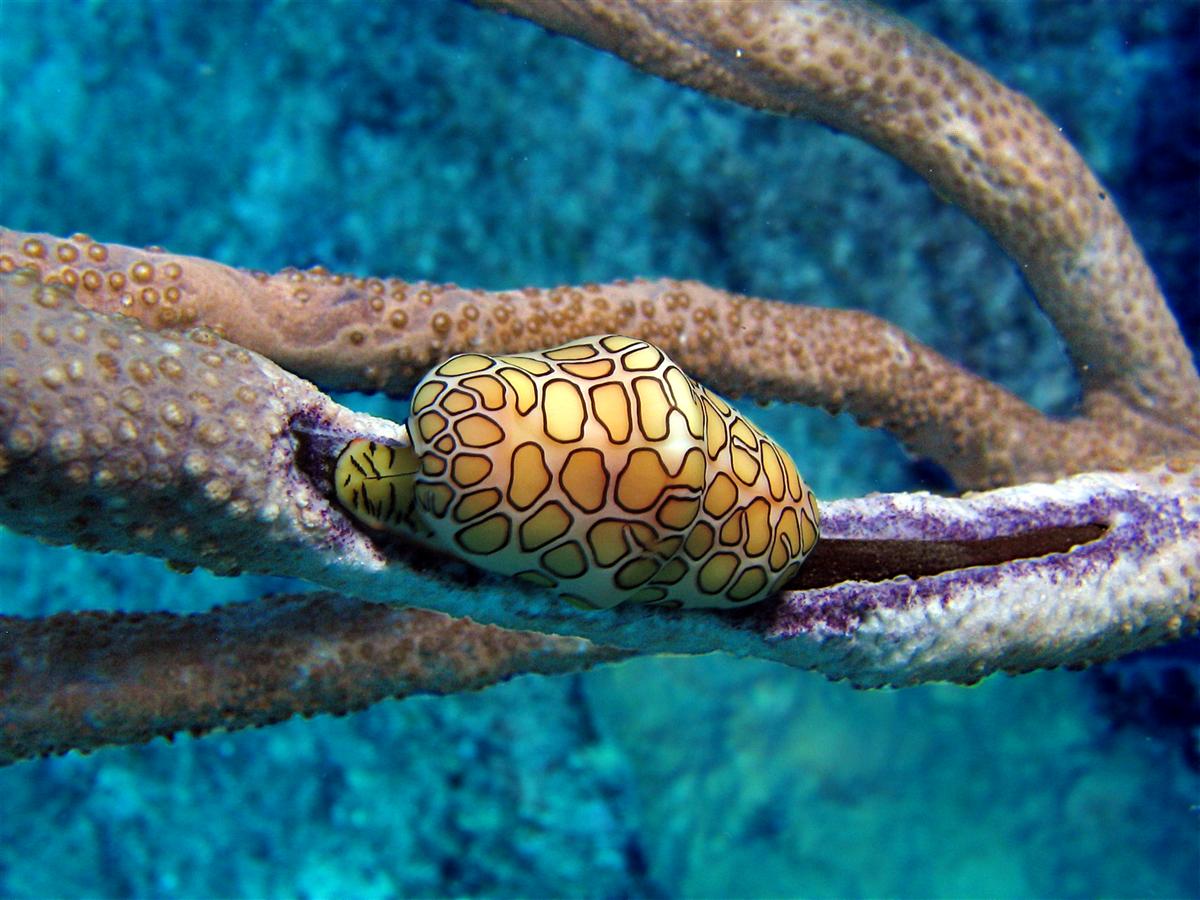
xmin=1 ymin=0 xmax=1197 ymax=896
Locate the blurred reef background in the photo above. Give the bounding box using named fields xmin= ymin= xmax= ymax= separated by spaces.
xmin=0 ymin=0 xmax=1197 ymax=896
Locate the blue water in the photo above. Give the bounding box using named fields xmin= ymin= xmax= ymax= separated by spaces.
xmin=1 ymin=1 xmax=1197 ymax=896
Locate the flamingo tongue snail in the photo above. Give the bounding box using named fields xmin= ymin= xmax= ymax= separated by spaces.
xmin=334 ymin=334 xmax=820 ymax=609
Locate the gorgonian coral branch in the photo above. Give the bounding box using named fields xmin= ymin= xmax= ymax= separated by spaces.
xmin=2 ymin=0 xmax=1199 ymax=764
xmin=0 ymin=591 xmax=631 ymax=765
xmin=4 ymin=0 xmax=1196 ymax=487
xmin=478 ymin=0 xmax=1200 ymax=436
xmin=2 ymin=231 xmax=1194 ymax=490
xmin=3 ymin=269 xmax=1197 ymax=709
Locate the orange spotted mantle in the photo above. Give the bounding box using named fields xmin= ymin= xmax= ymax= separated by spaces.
xmin=334 ymin=335 xmax=819 ymax=609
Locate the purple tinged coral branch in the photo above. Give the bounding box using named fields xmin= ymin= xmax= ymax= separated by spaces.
xmin=761 ymin=469 xmax=1200 ymax=686
xmin=1 ymin=0 xmax=1199 ymax=763
xmin=1 ymin=269 xmax=1196 ymax=728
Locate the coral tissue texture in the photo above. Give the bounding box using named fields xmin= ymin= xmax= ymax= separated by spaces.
xmin=0 ymin=0 xmax=1198 ymax=767
xmin=2 ymin=265 xmax=1197 ymax=701
xmin=481 ymin=0 xmax=1199 ymax=432
xmin=0 ymin=593 xmax=628 ymax=765
xmin=2 ymin=228 xmax=1194 ymax=490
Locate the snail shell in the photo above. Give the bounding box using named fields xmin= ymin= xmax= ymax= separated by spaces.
xmin=335 ymin=334 xmax=818 ymax=609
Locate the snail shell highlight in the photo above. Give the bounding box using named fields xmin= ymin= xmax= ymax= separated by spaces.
xmin=335 ymin=334 xmax=818 ymax=609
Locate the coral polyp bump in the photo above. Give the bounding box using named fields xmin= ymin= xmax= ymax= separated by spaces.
xmin=335 ymin=335 xmax=819 ymax=609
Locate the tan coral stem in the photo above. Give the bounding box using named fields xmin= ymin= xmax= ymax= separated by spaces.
xmin=3 ymin=235 xmax=1193 ymax=489
xmin=0 ymin=592 xmax=632 ymax=766
xmin=477 ymin=0 xmax=1200 ymax=435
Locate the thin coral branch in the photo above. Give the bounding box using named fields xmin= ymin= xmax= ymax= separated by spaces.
xmin=0 ymin=591 xmax=632 ymax=765
xmin=478 ymin=0 xmax=1200 ymax=436
xmin=1 ymin=0 xmax=1198 ymax=766
xmin=2 ymin=268 xmax=1197 ymax=701
xmin=2 ymin=231 xmax=1194 ymax=490
xmin=5 ymin=0 xmax=1196 ymax=488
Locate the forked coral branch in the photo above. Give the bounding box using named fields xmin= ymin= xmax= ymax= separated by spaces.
xmin=1 ymin=0 xmax=1198 ymax=765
